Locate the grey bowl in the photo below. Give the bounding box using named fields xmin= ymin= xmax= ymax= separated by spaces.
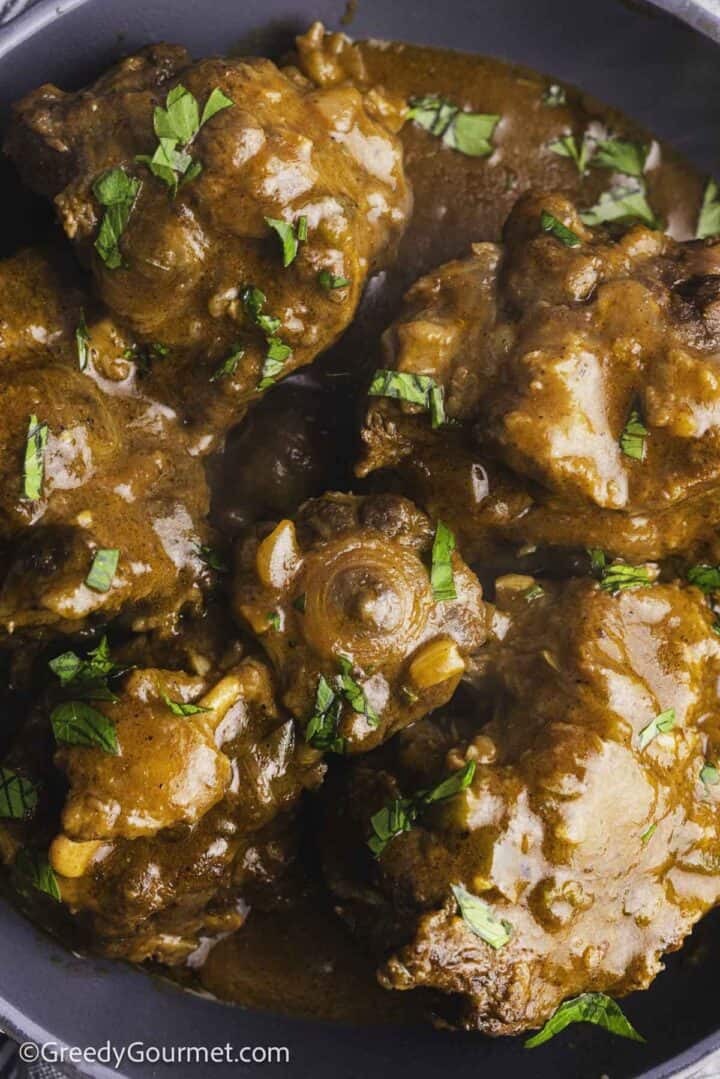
xmin=2 ymin=1 xmax=720 ymax=1076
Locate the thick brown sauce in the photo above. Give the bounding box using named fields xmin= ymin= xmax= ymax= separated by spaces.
xmin=200 ymin=38 xmax=707 ymax=1021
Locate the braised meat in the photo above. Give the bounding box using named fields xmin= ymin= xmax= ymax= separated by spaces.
xmin=323 ymin=576 xmax=720 ymax=1033
xmin=233 ymin=492 xmax=491 ymax=753
xmin=5 ymin=44 xmax=411 ymax=441
xmin=360 ymin=191 xmax=720 ymax=561
xmin=0 ymin=248 xmax=211 ymax=641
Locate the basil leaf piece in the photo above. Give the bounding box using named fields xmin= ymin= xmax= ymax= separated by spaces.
xmin=587 ymin=547 xmax=607 ymax=575
xmin=592 ymin=138 xmax=647 ymax=178
xmin=368 ymin=369 xmax=447 ymax=429
xmin=542 ymin=84 xmax=566 ymax=107
xmin=430 ymin=521 xmax=457 ymax=602
xmin=51 ymin=700 xmax=119 ymax=755
xmin=266 ymin=610 xmax=281 ymax=631
xmin=638 ymin=708 xmax=675 ymax=750
xmin=640 ymin=822 xmax=657 ymax=844
xmin=408 ymin=95 xmax=499 ymax=158
xmin=580 ymin=183 xmax=658 ymax=228
xmin=598 ymin=561 xmax=652 ymax=594
xmin=49 ymin=636 xmax=123 ymax=702
xmin=241 ymin=284 xmax=293 ymax=390
xmin=0 ymin=769 xmax=38 ymax=820
xmin=306 ymin=675 xmax=345 ymax=753
xmin=155 ymin=84 xmax=200 ymax=143
xmin=523 ymin=584 xmax=545 ymax=602
xmin=540 ymin=209 xmax=580 ymax=247
xmin=93 ymin=168 xmax=141 ymax=269
xmin=451 ymin=883 xmax=512 ymax=948
xmin=701 ymin=762 xmax=720 ymax=786
xmin=620 ymin=408 xmax=648 ymax=461
xmin=697 ymin=179 xmax=720 ymax=240
xmin=525 ymin=992 xmax=645 ymax=1049
xmin=368 ymin=760 xmax=475 ymax=857
xmin=140 ymin=84 xmax=234 ymax=194
xmin=548 ymin=133 xmax=594 ymax=175
xmin=194 ymin=543 xmax=228 ymax=573
xmin=210 ymin=344 xmax=244 ymax=382
xmin=258 ymin=336 xmax=293 ymax=390
xmin=23 ymin=414 xmax=48 ymax=502
xmin=687 ymin=564 xmax=720 ymax=594
xmin=14 ymin=849 xmax=61 ymax=902
xmin=76 ymin=310 xmax=91 ymax=371
xmin=85 ymin=548 xmax=120 ymax=593
xmin=161 ymin=692 xmax=209 ymax=717
xmin=337 ymin=655 xmax=379 ymax=727
xmin=318 ymin=269 xmax=350 ymax=290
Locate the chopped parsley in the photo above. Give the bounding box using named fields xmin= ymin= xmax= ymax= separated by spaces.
xmin=408 ymin=95 xmax=499 ymax=157
xmin=51 ymin=700 xmax=119 ymax=755
xmin=76 ymin=311 xmax=91 ymax=371
xmin=305 ymin=675 xmax=345 ymax=753
xmin=266 ymin=610 xmax=281 ymax=631
xmin=162 ymin=692 xmax=209 ymax=717
xmin=640 ymin=822 xmax=657 ymax=845
xmin=540 ymin=209 xmax=580 ymax=247
xmin=638 ymin=708 xmax=675 ymax=750
xmin=591 ymin=138 xmax=647 ymax=178
xmin=523 ymin=584 xmax=545 ymax=602
xmin=697 ymin=179 xmax=720 ymax=240
xmin=430 ymin=520 xmax=457 ymax=602
xmin=22 ymin=414 xmax=48 ymax=502
xmin=588 ymin=547 xmax=607 ymax=575
xmin=337 ymin=655 xmax=379 ymax=727
xmin=136 ymin=84 xmax=233 ymax=194
xmin=265 ymin=216 xmax=308 ymax=267
xmin=687 ymin=564 xmax=720 ymax=594
xmin=194 ymin=544 xmax=228 ymax=573
xmin=49 ymin=636 xmax=124 ymax=702
xmin=451 ymin=883 xmax=512 ymax=948
xmin=580 ymin=183 xmax=658 ymax=228
xmin=525 ymin=993 xmax=644 ymax=1049
xmin=240 ymin=284 xmax=293 ymax=390
xmin=548 ymin=133 xmax=594 ymax=175
xmin=701 ymin=762 xmax=720 ymax=786
xmin=14 ymin=849 xmax=61 ymax=902
xmin=318 ymin=269 xmax=350 ymax=291
xmin=619 ymin=408 xmax=649 ymax=461
xmin=368 ymin=760 xmax=475 ymax=857
xmin=542 ymin=84 xmax=566 ymax=107
xmin=598 ymin=561 xmax=652 ymax=594
xmin=93 ymin=168 xmax=141 ymax=269
xmin=368 ymin=369 xmax=446 ymax=429
xmin=210 ymin=344 xmax=244 ymax=382
xmin=85 ymin=548 xmax=120 ymax=593
xmin=0 ymin=769 xmax=38 ymax=820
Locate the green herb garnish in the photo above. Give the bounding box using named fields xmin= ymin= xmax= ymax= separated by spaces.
xmin=525 ymin=993 xmax=644 ymax=1049
xmin=85 ymin=548 xmax=120 ymax=593
xmin=318 ymin=269 xmax=350 ymax=290
xmin=368 ymin=369 xmax=446 ymax=429
xmin=701 ymin=762 xmax=719 ymax=786
xmin=14 ymin=849 xmax=61 ymax=902
xmin=337 ymin=655 xmax=379 ymax=727
xmin=548 ymin=133 xmax=593 ymax=175
xmin=542 ymin=84 xmax=566 ymax=107
xmin=0 ymin=769 xmax=38 ymax=820
xmin=408 ymin=95 xmax=499 ymax=157
xmin=687 ymin=564 xmax=720 ymax=594
xmin=581 ymin=184 xmax=657 ymax=228
xmin=23 ymin=414 xmax=48 ymax=501
xmin=640 ymin=823 xmax=657 ymax=844
xmin=161 ymin=692 xmax=209 ymax=717
xmin=210 ymin=344 xmax=244 ymax=382
xmin=588 ymin=547 xmax=607 ymax=575
xmin=638 ymin=707 xmax=675 ymax=750
xmin=540 ymin=209 xmax=581 ymax=247
xmin=265 ymin=216 xmax=308 ymax=267
xmin=49 ymin=636 xmax=123 ymax=702
xmin=697 ymin=179 xmax=720 ymax=240
xmin=598 ymin=561 xmax=652 ymax=594
xmin=451 ymin=883 xmax=512 ymax=948
xmin=194 ymin=544 xmax=228 ymax=573
xmin=430 ymin=521 xmax=456 ymax=602
xmin=93 ymin=168 xmax=141 ymax=269
xmin=523 ymin=584 xmax=545 ymax=602
xmin=368 ymin=760 xmax=475 ymax=857
xmin=620 ymin=408 xmax=648 ymax=461
xmin=51 ymin=700 xmax=119 ymax=755
xmin=592 ymin=138 xmax=647 ymax=178
xmin=136 ymin=84 xmax=233 ymax=194
xmin=76 ymin=311 xmax=91 ymax=371
xmin=266 ymin=610 xmax=281 ymax=631
xmin=240 ymin=285 xmax=293 ymax=390
xmin=305 ymin=675 xmax=345 ymax=753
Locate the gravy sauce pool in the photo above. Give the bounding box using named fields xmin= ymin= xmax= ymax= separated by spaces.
xmin=201 ymin=36 xmax=708 ymax=1021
